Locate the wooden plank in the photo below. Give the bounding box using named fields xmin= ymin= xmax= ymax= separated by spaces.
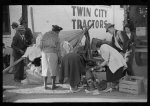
xmin=119 ymin=87 xmax=139 ymax=94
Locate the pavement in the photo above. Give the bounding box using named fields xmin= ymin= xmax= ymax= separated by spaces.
xmin=3 ymin=73 xmax=147 ymax=103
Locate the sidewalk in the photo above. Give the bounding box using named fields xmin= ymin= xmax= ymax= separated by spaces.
xmin=3 ymin=74 xmax=147 ymax=102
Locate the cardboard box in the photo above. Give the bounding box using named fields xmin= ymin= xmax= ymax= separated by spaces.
xmin=119 ymin=76 xmax=144 ymax=94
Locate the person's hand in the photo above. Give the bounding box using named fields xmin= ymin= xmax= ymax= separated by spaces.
xmin=120 ymin=52 xmax=125 ymax=57
xmin=19 ymin=50 xmax=24 ymax=55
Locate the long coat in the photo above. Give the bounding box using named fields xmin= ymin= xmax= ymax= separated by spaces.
xmin=11 ymin=31 xmax=27 ymax=80
xmin=111 ymin=30 xmax=130 ymax=53
xmin=59 ymin=53 xmax=86 ymax=87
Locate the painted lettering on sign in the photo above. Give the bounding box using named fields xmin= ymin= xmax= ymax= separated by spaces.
xmin=71 ymin=6 xmax=108 ymax=29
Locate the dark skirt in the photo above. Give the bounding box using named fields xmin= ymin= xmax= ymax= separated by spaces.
xmin=59 ymin=53 xmax=86 ymax=87
xmin=106 ymin=66 xmax=124 ymax=83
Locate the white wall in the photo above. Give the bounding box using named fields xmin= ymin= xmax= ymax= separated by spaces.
xmin=3 ymin=5 xmax=22 ymax=47
xmin=28 ymin=5 xmax=124 ymax=44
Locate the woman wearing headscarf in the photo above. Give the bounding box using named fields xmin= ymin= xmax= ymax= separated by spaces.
xmin=40 ymin=25 xmax=63 ymax=90
xmin=95 ymin=42 xmax=127 ymax=92
xmin=123 ymin=24 xmax=136 ymax=76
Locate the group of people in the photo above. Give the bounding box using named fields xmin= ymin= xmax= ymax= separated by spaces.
xmin=5 ymin=20 xmax=136 ymax=93
xmin=58 ymin=23 xmax=136 ymax=92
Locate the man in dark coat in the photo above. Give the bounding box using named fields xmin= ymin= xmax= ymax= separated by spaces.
xmin=11 ymin=25 xmax=27 ymax=82
xmin=19 ymin=18 xmax=33 ymax=47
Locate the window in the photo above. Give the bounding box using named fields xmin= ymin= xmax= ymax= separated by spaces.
xmin=3 ymin=6 xmax=10 ymax=35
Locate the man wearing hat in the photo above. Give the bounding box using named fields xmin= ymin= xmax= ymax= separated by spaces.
xmin=19 ymin=17 xmax=33 ymax=47
xmin=104 ymin=23 xmax=130 ymax=56
xmin=11 ymin=25 xmax=27 ymax=82
xmin=40 ymin=25 xmax=63 ymax=90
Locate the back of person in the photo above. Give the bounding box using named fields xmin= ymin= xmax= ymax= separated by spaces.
xmin=100 ymin=44 xmax=127 ymax=73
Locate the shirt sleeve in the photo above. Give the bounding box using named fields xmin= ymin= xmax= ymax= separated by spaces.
xmin=99 ymin=45 xmax=110 ymax=62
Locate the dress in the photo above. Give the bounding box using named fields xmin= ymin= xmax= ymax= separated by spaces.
xmin=40 ymin=31 xmax=60 ymax=77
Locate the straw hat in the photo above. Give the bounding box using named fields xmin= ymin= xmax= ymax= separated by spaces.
xmin=17 ymin=25 xmax=25 ymax=31
xmin=104 ymin=23 xmax=115 ymax=32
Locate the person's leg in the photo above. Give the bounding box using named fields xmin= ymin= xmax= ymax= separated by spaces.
xmin=51 ymin=76 xmax=57 ymax=90
xmin=18 ymin=60 xmax=25 ymax=80
xmin=126 ymin=54 xmax=134 ymax=76
xmin=112 ymin=67 xmax=124 ymax=89
xmin=103 ymin=66 xmax=113 ymax=92
xmin=9 ymin=50 xmax=14 ymax=73
xmin=43 ymin=76 xmax=47 ymax=89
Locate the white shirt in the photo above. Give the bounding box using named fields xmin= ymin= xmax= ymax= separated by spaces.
xmin=126 ymin=33 xmax=131 ymax=39
xmin=98 ymin=44 xmax=127 ymax=73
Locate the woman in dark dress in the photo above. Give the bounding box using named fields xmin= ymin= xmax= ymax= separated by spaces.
xmin=59 ymin=46 xmax=86 ymax=92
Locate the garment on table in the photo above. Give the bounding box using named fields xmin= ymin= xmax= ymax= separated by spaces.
xmin=59 ymin=53 xmax=86 ymax=87
xmin=98 ymin=44 xmax=127 ymax=74
xmin=60 ymin=41 xmax=73 ymax=57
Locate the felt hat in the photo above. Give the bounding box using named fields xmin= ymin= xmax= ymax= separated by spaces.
xmin=11 ymin=22 xmax=18 ymax=28
xmin=17 ymin=25 xmax=25 ymax=31
xmin=52 ymin=25 xmax=63 ymax=31
xmin=104 ymin=23 xmax=115 ymax=32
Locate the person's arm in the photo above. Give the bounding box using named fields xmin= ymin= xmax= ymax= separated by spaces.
xmin=56 ymin=38 xmax=62 ymax=64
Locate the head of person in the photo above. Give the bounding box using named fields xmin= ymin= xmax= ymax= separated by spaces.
xmin=96 ymin=41 xmax=104 ymax=49
xmin=19 ymin=17 xmax=27 ymax=28
xmin=17 ymin=25 xmax=26 ymax=35
xmin=124 ymin=24 xmax=132 ymax=34
xmin=104 ymin=23 xmax=115 ymax=35
xmin=52 ymin=25 xmax=63 ymax=34
xmin=11 ymin=22 xmax=18 ymax=29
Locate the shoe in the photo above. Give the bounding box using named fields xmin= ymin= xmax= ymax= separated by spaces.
xmin=69 ymin=87 xmax=81 ymax=93
xmin=102 ymin=87 xmax=113 ymax=93
xmin=52 ymin=85 xmax=59 ymax=90
xmin=43 ymin=86 xmax=49 ymax=90
xmin=14 ymin=79 xmax=21 ymax=83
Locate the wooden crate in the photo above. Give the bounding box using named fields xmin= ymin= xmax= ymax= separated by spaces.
xmin=119 ymin=76 xmax=144 ymax=94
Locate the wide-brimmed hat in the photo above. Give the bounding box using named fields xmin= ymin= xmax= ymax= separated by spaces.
xmin=11 ymin=22 xmax=18 ymax=28
xmin=17 ymin=25 xmax=25 ymax=31
xmin=104 ymin=23 xmax=114 ymax=32
xmin=52 ymin=25 xmax=63 ymax=31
